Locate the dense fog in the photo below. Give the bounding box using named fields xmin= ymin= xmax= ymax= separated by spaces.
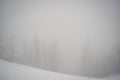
xmin=0 ymin=0 xmax=120 ymax=78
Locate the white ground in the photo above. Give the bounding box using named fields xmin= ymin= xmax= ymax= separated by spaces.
xmin=0 ymin=60 xmax=119 ymax=80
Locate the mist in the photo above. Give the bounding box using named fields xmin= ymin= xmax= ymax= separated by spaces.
xmin=0 ymin=0 xmax=120 ymax=78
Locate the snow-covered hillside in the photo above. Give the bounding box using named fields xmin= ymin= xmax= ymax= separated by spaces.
xmin=0 ymin=60 xmax=98 ymax=80
xmin=0 ymin=60 xmax=120 ymax=80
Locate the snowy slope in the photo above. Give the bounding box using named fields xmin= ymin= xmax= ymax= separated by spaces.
xmin=0 ymin=60 xmax=99 ymax=80
xmin=101 ymin=74 xmax=120 ymax=80
xmin=0 ymin=60 xmax=120 ymax=80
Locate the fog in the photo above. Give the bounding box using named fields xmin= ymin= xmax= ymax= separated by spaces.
xmin=0 ymin=0 xmax=120 ymax=78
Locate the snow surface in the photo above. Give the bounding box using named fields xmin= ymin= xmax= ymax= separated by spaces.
xmin=0 ymin=60 xmax=120 ymax=80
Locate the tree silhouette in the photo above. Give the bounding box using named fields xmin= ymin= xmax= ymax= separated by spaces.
xmin=9 ymin=33 xmax=15 ymax=62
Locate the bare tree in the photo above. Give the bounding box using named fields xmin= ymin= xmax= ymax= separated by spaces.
xmin=81 ymin=39 xmax=93 ymax=77
xmin=49 ymin=39 xmax=58 ymax=71
xmin=33 ymin=34 xmax=41 ymax=67
xmin=9 ymin=33 xmax=15 ymax=62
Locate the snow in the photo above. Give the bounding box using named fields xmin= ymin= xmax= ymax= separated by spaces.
xmin=0 ymin=60 xmax=98 ymax=80
xmin=0 ymin=60 xmax=120 ymax=80
xmin=101 ymin=74 xmax=120 ymax=80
